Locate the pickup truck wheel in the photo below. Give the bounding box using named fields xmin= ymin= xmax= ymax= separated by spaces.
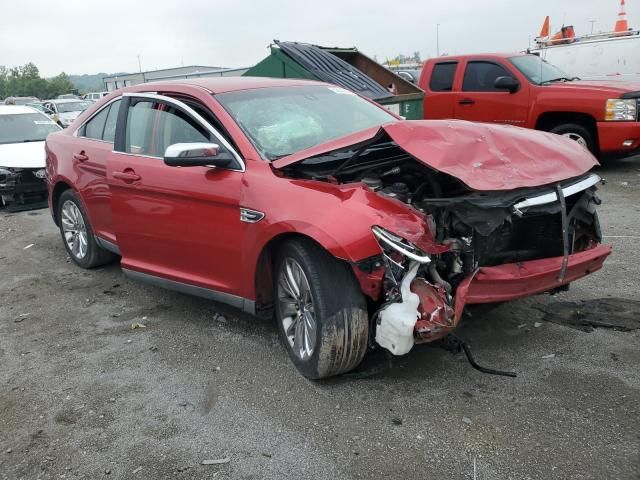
xmin=57 ymin=190 xmax=115 ymax=269
xmin=275 ymin=239 xmax=369 ymax=380
xmin=550 ymin=124 xmax=596 ymax=154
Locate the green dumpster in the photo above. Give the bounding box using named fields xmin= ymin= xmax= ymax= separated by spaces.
xmin=244 ymin=41 xmax=424 ymax=119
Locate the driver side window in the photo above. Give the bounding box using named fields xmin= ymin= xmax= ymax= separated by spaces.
xmin=124 ymin=100 xmax=211 ymax=157
xmin=462 ymin=61 xmax=511 ymax=92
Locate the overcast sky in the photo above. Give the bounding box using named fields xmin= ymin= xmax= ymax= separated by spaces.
xmin=0 ymin=0 xmax=635 ymax=77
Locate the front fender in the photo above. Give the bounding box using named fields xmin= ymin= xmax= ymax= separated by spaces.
xmin=240 ymin=174 xmax=444 ymax=301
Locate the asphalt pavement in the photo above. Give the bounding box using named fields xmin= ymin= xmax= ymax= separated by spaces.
xmin=1 ymin=156 xmax=639 ymax=480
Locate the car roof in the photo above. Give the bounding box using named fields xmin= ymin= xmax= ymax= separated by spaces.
xmin=428 ymin=52 xmax=526 ymax=62
xmin=46 ymin=98 xmax=87 ymax=104
xmin=125 ymin=76 xmax=325 ymax=95
xmin=0 ymin=105 xmax=42 ymax=115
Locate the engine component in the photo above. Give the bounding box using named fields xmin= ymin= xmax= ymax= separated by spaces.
xmin=375 ymin=262 xmax=421 ymax=355
xmin=411 ymin=278 xmax=454 ymax=342
xmin=379 ymin=182 xmax=410 ymax=203
xmin=361 ymin=177 xmax=383 ymax=191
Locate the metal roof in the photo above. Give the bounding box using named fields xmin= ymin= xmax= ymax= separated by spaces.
xmin=275 ymin=41 xmax=393 ymax=100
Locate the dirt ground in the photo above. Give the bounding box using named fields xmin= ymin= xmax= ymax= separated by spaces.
xmin=1 ymin=157 xmax=639 ymax=480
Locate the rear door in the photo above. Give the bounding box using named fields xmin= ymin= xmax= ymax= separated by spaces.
xmin=72 ymin=98 xmax=121 ymax=242
xmin=422 ymin=61 xmax=459 ymax=119
xmin=454 ymin=60 xmax=529 ymax=125
xmin=107 ymin=93 xmax=246 ymax=295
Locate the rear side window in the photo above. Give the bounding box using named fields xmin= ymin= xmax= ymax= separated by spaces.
xmin=102 ymin=100 xmax=121 ymax=143
xmin=462 ymin=61 xmax=511 ymax=91
xmin=124 ymin=100 xmax=211 ymax=157
xmin=83 ymin=107 xmax=109 ymax=140
xmin=79 ymin=99 xmax=121 ymax=142
xmin=429 ymin=62 xmax=458 ymax=92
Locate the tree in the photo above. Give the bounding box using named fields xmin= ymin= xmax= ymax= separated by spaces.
xmin=0 ymin=64 xmax=75 ymax=100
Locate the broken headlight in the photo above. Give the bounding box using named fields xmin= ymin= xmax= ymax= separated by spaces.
xmin=372 ymin=226 xmax=431 ymax=264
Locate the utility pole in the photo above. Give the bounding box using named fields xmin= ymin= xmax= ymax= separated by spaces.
xmin=436 ymin=23 xmax=440 ymax=57
xmin=589 ymin=20 xmax=596 ymax=34
xmin=137 ymin=55 xmax=142 ymax=73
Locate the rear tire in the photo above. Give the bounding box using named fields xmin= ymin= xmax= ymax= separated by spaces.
xmin=57 ymin=189 xmax=115 ymax=268
xmin=550 ymin=123 xmax=597 ymax=155
xmin=274 ymin=238 xmax=369 ymax=379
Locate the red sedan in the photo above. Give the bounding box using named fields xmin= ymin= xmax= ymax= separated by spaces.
xmin=45 ymin=78 xmax=610 ymax=379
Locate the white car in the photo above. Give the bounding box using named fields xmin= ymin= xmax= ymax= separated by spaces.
xmin=83 ymin=92 xmax=108 ymax=102
xmin=42 ymin=99 xmax=92 ymax=128
xmin=0 ymin=105 xmax=61 ymax=210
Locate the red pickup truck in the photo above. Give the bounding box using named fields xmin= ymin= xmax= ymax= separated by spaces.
xmin=418 ymin=53 xmax=640 ymax=158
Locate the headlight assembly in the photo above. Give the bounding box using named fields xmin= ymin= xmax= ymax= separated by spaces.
xmin=605 ymin=98 xmax=637 ymax=121
xmin=372 ymin=226 xmax=431 ymax=264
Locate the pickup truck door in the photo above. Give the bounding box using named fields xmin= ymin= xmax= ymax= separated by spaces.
xmin=454 ymin=60 xmax=529 ymax=126
xmin=422 ymin=61 xmax=459 ymax=119
xmin=107 ymin=93 xmax=247 ymax=301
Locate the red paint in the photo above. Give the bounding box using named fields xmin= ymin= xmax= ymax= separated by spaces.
xmin=274 ymin=120 xmax=598 ymax=191
xmin=460 ymin=244 xmax=612 ymax=305
xmin=411 ymin=279 xmax=455 ymax=342
xmin=46 ymin=78 xmax=610 ymax=318
xmin=419 ymin=53 xmax=640 ymax=156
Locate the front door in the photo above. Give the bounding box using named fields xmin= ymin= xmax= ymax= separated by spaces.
xmin=454 ymin=60 xmax=529 ymax=126
xmin=107 ymin=93 xmax=246 ymax=296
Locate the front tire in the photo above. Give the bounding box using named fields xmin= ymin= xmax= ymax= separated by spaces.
xmin=274 ymin=239 xmax=369 ymax=379
xmin=57 ymin=189 xmax=115 ymax=268
xmin=550 ymin=123 xmax=597 ymax=155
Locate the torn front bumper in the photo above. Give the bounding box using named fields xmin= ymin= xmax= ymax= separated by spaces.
xmin=0 ymin=167 xmax=48 ymax=211
xmin=460 ymin=244 xmax=612 ymax=305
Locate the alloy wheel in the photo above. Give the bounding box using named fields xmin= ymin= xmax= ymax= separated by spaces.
xmin=61 ymin=200 xmax=88 ymax=259
xmin=277 ymin=258 xmax=317 ymax=361
xmin=561 ymin=132 xmax=588 ymax=148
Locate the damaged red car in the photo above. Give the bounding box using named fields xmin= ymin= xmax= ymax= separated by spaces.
xmin=45 ymin=78 xmax=611 ymax=379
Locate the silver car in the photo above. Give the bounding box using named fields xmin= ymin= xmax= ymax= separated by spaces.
xmin=42 ymin=99 xmax=92 ymax=128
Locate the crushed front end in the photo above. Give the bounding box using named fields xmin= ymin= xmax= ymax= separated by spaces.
xmin=368 ymin=171 xmax=610 ymax=355
xmin=0 ymin=166 xmax=48 ymax=211
xmin=278 ymin=130 xmax=611 ymax=356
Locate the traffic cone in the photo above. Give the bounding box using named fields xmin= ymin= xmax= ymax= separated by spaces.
xmin=614 ymin=0 xmax=629 ymax=32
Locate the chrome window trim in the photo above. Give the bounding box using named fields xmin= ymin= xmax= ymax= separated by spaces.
xmin=512 ymin=173 xmax=600 ymax=214
xmin=122 ymin=92 xmax=245 ymax=172
xmin=72 ymin=96 xmax=122 ymax=139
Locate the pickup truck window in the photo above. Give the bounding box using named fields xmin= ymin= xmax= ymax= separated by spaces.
xmin=429 ymin=62 xmax=458 ymax=92
xmin=462 ymin=61 xmax=511 ymax=92
xmin=509 ymin=55 xmax=573 ymax=85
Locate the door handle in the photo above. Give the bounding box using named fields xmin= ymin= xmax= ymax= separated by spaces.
xmin=112 ymin=171 xmax=141 ymax=182
xmin=458 ymin=98 xmax=475 ymax=105
xmin=73 ymin=152 xmax=88 ymax=162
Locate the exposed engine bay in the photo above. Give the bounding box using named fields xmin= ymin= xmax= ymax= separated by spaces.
xmin=280 ymin=137 xmax=603 ymax=355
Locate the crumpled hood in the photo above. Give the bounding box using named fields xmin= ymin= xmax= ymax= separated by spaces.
xmin=0 ymin=141 xmax=46 ymax=169
xmin=273 ymin=120 xmax=598 ymax=191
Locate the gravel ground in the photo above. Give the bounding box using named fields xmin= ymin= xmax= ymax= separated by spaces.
xmin=1 ymin=157 xmax=639 ymax=480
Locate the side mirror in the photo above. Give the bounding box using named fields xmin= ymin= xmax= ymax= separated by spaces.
xmin=494 ymin=76 xmax=520 ymax=93
xmin=163 ymin=143 xmax=234 ymax=168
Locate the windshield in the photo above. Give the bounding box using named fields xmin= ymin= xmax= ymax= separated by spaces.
xmin=56 ymin=101 xmax=91 ymax=113
xmin=509 ymin=55 xmax=575 ymax=85
xmin=216 ymin=85 xmax=396 ymax=160
xmin=0 ymin=113 xmax=60 ymax=144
